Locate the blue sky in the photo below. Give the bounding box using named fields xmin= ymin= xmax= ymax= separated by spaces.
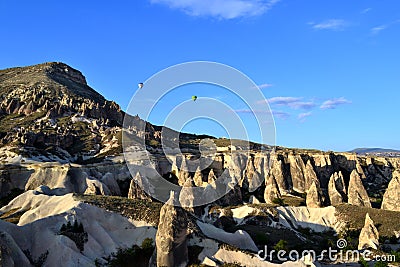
xmin=1 ymin=0 xmax=399 ymax=151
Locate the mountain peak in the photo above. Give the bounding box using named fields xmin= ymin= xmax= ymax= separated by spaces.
xmin=0 ymin=62 xmax=124 ymax=159
xmin=37 ymin=62 xmax=88 ymax=86
xmin=0 ymin=62 xmax=87 ymax=86
xmin=0 ymin=62 xmax=106 ymax=105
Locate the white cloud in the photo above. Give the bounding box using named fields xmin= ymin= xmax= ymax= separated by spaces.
xmin=370 ymin=20 xmax=400 ymax=35
xmin=272 ymin=110 xmax=290 ymax=119
xmin=288 ymin=101 xmax=316 ymax=110
xmin=256 ymin=83 xmax=273 ymax=89
xmin=266 ymin=96 xmax=316 ymax=110
xmin=320 ymin=97 xmax=351 ymax=110
xmin=267 ymin=96 xmax=302 ymax=105
xmin=150 ymin=0 xmax=280 ymax=19
xmin=233 ymin=108 xmax=288 ymax=120
xmin=298 ymin=112 xmax=312 ymax=122
xmin=371 ymin=25 xmax=387 ymax=35
xmin=310 ymin=19 xmax=348 ymax=31
xmin=361 ymin=8 xmax=372 ymax=14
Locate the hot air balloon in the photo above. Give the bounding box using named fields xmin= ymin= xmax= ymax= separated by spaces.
xmin=138 ymin=83 xmax=144 ymax=89
xmin=192 ymin=95 xmax=197 ymax=101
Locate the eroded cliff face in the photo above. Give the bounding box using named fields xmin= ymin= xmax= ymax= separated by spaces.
xmin=152 ymin=149 xmax=399 ymax=207
xmin=1 ymin=149 xmax=399 ymax=209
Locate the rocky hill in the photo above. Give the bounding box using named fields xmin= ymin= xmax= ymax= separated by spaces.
xmin=0 ymin=62 xmax=125 ymax=161
xmin=1 ymin=62 xmax=400 ymax=267
xmin=0 ymin=62 xmax=204 ymax=164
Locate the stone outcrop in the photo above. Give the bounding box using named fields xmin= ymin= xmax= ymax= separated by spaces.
xmin=304 ymin=160 xmax=318 ymax=192
xmin=288 ymin=154 xmax=307 ymax=193
xmin=155 ymin=192 xmax=188 ymax=267
xmin=243 ymin=155 xmax=263 ymax=192
xmin=225 ymin=153 xmax=247 ymax=187
xmin=348 ymin=170 xmax=371 ymax=208
xmin=264 ymin=174 xmax=281 ymax=204
xmin=381 ymin=171 xmax=400 ymax=211
xmin=205 ymin=169 xmax=242 ymax=207
xmin=193 ymin=167 xmax=203 ymax=187
xmin=179 ymin=177 xmax=196 ymax=208
xmin=127 ymin=172 xmax=151 ymax=201
xmin=306 ymin=180 xmax=323 ymax=208
xmin=84 ymin=179 xmax=111 ymax=195
xmin=267 ymin=154 xmax=288 ymax=195
xmin=0 ymin=162 xmax=135 ymax=198
xmin=328 ymin=171 xmax=346 ymax=206
xmin=358 ymin=213 xmax=379 ymax=250
xmin=207 ymin=169 xmax=217 ymax=184
xmin=177 ymin=160 xmax=190 ymax=186
xmin=101 ymin=172 xmax=121 ymax=195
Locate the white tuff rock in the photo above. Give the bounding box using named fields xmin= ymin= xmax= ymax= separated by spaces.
xmin=306 ymin=180 xmax=323 ymax=208
xmin=348 ymin=170 xmax=371 ymax=208
xmin=358 ymin=213 xmax=379 ymax=250
xmin=381 ymin=171 xmax=400 ymax=211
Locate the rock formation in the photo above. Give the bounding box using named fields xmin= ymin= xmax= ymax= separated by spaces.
xmin=267 ymin=154 xmax=288 ymax=195
xmin=207 ymin=168 xmax=217 ymax=184
xmin=215 ymin=170 xmax=243 ymax=206
xmin=155 ymin=192 xmax=188 ymax=267
xmin=306 ymin=180 xmax=323 ymax=208
xmin=177 ymin=160 xmax=190 ymax=186
xmin=348 ymin=170 xmax=371 ymax=208
xmin=202 ymin=183 xmax=219 ymax=204
xmin=358 ymin=213 xmax=379 ymax=250
xmin=242 ymin=156 xmax=263 ymax=192
xmin=127 ymin=172 xmax=151 ymax=201
xmin=84 ymin=179 xmax=111 ymax=195
xmin=264 ymin=174 xmax=281 ymax=204
xmin=356 ymin=162 xmax=366 ymax=179
xmin=304 ymin=160 xmax=318 ymax=192
xmin=179 ymin=177 xmax=196 ymax=208
xmin=193 ymin=167 xmax=203 ymax=187
xmin=381 ymin=171 xmax=400 ymax=211
xmin=288 ymin=154 xmax=307 ymax=193
xmin=101 ymin=172 xmax=121 ymax=195
xmin=328 ymin=171 xmax=346 ymax=205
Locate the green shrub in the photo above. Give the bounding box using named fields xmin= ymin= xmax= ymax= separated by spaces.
xmin=106 ymin=240 xmax=155 ymax=267
xmin=359 ymin=257 xmax=369 ymax=267
xmin=374 ymin=261 xmax=388 ymax=267
xmin=272 ymin=198 xmax=285 ymax=206
xmin=391 ymin=250 xmax=400 ymax=262
xmin=141 ymin=238 xmax=153 ymax=253
xmin=59 ymin=219 xmax=88 ymax=252
xmin=148 ymin=139 xmax=159 ymax=147
xmin=274 ymin=240 xmax=288 ymax=252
